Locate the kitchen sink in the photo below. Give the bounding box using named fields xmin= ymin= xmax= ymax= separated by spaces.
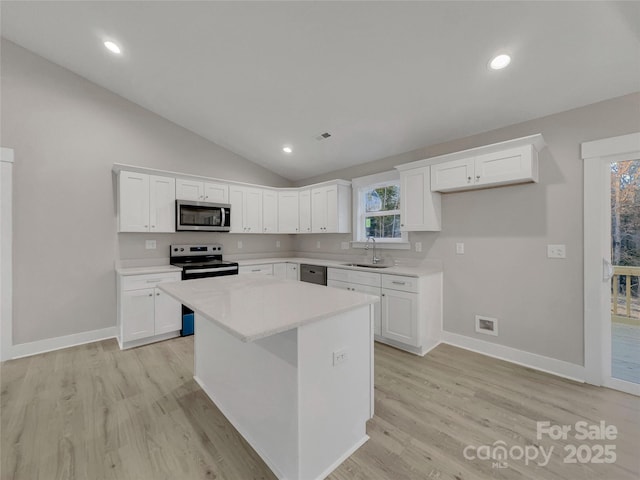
xmin=342 ymin=263 xmax=391 ymax=269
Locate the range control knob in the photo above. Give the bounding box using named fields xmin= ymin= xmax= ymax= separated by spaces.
xmin=173 ymin=248 xmax=178 ymax=251
xmin=180 ymin=248 xmax=184 ymax=252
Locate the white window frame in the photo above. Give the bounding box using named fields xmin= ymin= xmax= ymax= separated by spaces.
xmin=351 ymin=171 xmax=409 ymax=249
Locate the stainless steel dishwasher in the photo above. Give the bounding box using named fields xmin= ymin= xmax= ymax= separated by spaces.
xmin=299 ymin=264 xmax=327 ymax=285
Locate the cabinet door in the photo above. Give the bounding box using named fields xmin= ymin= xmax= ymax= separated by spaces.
xmin=474 ymin=145 xmax=535 ymax=187
xmin=119 ymin=171 xmax=150 ymax=232
xmin=430 ymin=158 xmax=475 ymax=192
xmin=229 ymin=186 xmax=245 ymax=233
xmin=122 ymin=288 xmax=155 ymax=342
xmin=399 ymin=167 xmax=441 ymax=232
xmin=311 ymin=187 xmax=327 ymax=233
xmin=204 ymin=182 xmax=229 ymax=203
xmin=273 ymin=263 xmax=287 ymax=279
xmin=154 ymin=288 xmax=182 ymax=335
xmin=149 ymin=175 xmax=176 ymax=233
xmin=285 ymin=263 xmax=298 ymax=281
xmin=324 ymin=185 xmax=339 ymax=233
xmin=278 ymin=191 xmax=300 ymax=233
xmin=381 ymin=288 xmax=418 ymax=346
xmin=262 ymin=189 xmax=278 ymax=233
xmin=352 ymin=283 xmax=381 ymax=337
xmin=176 ymin=179 xmax=204 ymax=201
xmin=299 ymin=189 xmax=312 ymax=233
xmin=244 ymin=188 xmax=263 ymax=233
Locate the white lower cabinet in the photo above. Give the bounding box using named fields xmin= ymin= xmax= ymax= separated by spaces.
xmin=274 ymin=262 xmax=299 ymax=280
xmin=381 ymin=288 xmax=418 ymax=346
xmin=328 ymin=279 xmax=381 ymax=336
xmin=327 ymin=268 xmax=442 ymax=355
xmin=118 ymin=271 xmax=182 ymax=348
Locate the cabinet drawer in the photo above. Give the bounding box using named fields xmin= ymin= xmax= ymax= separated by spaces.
xmin=239 ymin=264 xmax=274 ymax=275
xmin=121 ymin=272 xmax=181 ymax=291
xmin=327 ymin=268 xmax=381 ymax=287
xmin=382 ymin=274 xmax=418 ymax=293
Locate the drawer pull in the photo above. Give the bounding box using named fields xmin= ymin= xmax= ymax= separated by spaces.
xmin=392 ymin=281 xmax=407 ymax=285
xmin=251 ymin=269 xmax=261 ymax=272
xmin=146 ymin=279 xmax=162 ymax=283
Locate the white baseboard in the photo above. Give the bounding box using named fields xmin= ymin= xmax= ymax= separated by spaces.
xmin=8 ymin=326 xmax=118 ymax=360
xmin=441 ymin=331 xmax=586 ymax=383
xmin=374 ymin=336 xmax=440 ymax=357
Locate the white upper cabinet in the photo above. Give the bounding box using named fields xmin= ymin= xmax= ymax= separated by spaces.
xmin=311 ymin=182 xmax=351 ymax=233
xmin=176 ymin=179 xmax=229 ymax=202
xmin=118 ymin=171 xmax=175 ymax=233
xmin=149 ymin=175 xmax=176 ymax=232
xmin=428 ymin=135 xmax=545 ymax=193
xmin=298 ymin=189 xmax=312 ymax=233
xmin=230 ymin=185 xmax=263 ymax=233
xmin=278 ymin=190 xmax=300 ymax=233
xmin=262 ymin=189 xmax=278 ymax=233
xmin=397 ymin=166 xmax=441 ymax=232
xmin=203 ymin=182 xmax=229 ymax=203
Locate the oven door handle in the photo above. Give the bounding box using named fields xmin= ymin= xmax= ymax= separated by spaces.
xmin=184 ymin=266 xmax=238 ymax=275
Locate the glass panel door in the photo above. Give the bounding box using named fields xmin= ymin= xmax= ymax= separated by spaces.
xmin=610 ymin=159 xmax=640 ymax=384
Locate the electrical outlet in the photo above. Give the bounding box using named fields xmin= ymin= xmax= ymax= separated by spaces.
xmin=547 ymin=244 xmax=566 ymax=259
xmin=415 ymin=242 xmax=422 ymax=253
xmin=237 ymin=240 xmax=243 ymax=249
xmin=475 ymin=315 xmax=498 ymax=336
xmin=333 ymin=349 xmax=347 ymax=366
xmin=145 ymin=240 xmax=156 ymax=250
xmin=276 ymin=240 xmax=281 ymax=248
xmin=316 ymin=241 xmax=321 ymax=249
xmin=456 ymin=243 xmax=465 ymax=255
xmin=341 ymin=241 xmax=350 ymax=250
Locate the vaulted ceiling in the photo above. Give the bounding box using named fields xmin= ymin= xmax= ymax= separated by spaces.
xmin=2 ymin=1 xmax=639 ymax=180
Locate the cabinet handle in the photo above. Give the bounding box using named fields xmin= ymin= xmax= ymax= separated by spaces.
xmin=148 ymin=293 xmax=153 ymax=297
xmin=144 ymin=225 xmax=149 ymax=228
xmin=251 ymin=269 xmax=261 ymax=272
xmin=381 ymin=293 xmax=385 ymax=297
xmin=401 ymin=223 xmax=404 ymax=227
xmin=151 ymin=225 xmax=156 ymax=228
xmin=476 ymin=175 xmax=480 ymax=180
xmin=467 ymin=176 xmax=471 ymax=183
xmin=391 ymin=281 xmax=407 ymax=285
xmin=146 ymin=279 xmax=161 ymax=283
xmin=156 ymin=292 xmax=160 ymax=296
xmin=264 ymin=228 xmax=267 ymax=232
xmin=205 ymin=195 xmax=209 ymax=199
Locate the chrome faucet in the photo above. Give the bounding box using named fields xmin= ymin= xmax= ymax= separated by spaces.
xmin=366 ymin=237 xmax=381 ymax=264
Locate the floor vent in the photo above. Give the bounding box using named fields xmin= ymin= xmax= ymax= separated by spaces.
xmin=475 ymin=315 xmax=498 ymax=336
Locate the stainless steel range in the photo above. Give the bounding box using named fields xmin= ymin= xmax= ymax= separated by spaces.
xmin=170 ymin=244 xmax=238 ymax=335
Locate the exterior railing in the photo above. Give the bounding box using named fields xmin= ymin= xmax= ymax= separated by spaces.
xmin=612 ymin=265 xmax=640 ymax=325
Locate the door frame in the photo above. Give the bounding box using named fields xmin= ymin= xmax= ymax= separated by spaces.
xmin=582 ymin=132 xmax=640 ymax=395
xmin=0 ymin=147 xmax=14 ymax=362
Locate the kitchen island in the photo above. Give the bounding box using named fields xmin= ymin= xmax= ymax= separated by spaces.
xmin=159 ymin=274 xmax=378 ymax=480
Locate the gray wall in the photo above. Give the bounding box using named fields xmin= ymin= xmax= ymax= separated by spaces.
xmin=1 ymin=40 xmax=293 ymax=345
xmin=294 ymin=93 xmax=640 ymax=365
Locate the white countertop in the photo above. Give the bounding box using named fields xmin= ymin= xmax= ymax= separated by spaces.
xmin=236 ymin=257 xmax=442 ymax=277
xmin=159 ymin=274 xmax=378 ymax=342
xmin=116 ymin=265 xmax=183 ymax=276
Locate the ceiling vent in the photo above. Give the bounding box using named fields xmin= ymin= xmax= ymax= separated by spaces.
xmin=315 ymin=132 xmax=332 ymax=141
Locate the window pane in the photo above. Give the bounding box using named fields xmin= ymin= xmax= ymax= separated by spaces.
xmin=365 ymin=214 xmax=402 ymax=238
xmin=365 ymin=185 xmax=400 ymax=212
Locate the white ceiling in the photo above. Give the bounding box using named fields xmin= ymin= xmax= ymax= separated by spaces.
xmin=2 ymin=1 xmax=639 ymax=181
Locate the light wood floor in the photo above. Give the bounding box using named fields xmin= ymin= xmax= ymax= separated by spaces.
xmin=2 ymin=338 xmax=639 ymax=480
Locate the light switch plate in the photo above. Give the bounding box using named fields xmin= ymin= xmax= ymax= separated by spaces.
xmin=145 ymin=240 xmax=156 ymax=250
xmin=547 ymin=244 xmax=566 ymax=259
xmin=276 ymin=240 xmax=281 ymax=248
xmin=415 ymin=242 xmax=422 ymax=253
xmin=456 ymin=243 xmax=465 ymax=255
xmin=316 ymin=241 xmax=321 ymax=249
xmin=333 ymin=349 xmax=347 ymax=366
xmin=237 ymin=240 xmax=243 ymax=249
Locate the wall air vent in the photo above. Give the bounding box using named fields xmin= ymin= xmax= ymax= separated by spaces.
xmin=475 ymin=315 xmax=498 ymax=336
xmin=315 ymin=132 xmax=332 ymax=141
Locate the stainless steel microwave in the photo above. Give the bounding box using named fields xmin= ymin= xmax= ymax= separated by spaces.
xmin=176 ymin=200 xmax=231 ymax=232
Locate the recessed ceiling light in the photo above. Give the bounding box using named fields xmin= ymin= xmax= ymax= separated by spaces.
xmin=103 ymin=41 xmax=122 ymax=55
xmin=282 ymin=146 xmax=293 ymax=154
xmin=489 ymin=54 xmax=511 ymax=70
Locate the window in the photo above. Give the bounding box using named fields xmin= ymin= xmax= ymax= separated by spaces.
xmin=352 ymin=171 xmax=408 ymax=247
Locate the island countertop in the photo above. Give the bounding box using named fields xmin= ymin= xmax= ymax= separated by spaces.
xmin=159 ymin=274 xmax=379 ymax=342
